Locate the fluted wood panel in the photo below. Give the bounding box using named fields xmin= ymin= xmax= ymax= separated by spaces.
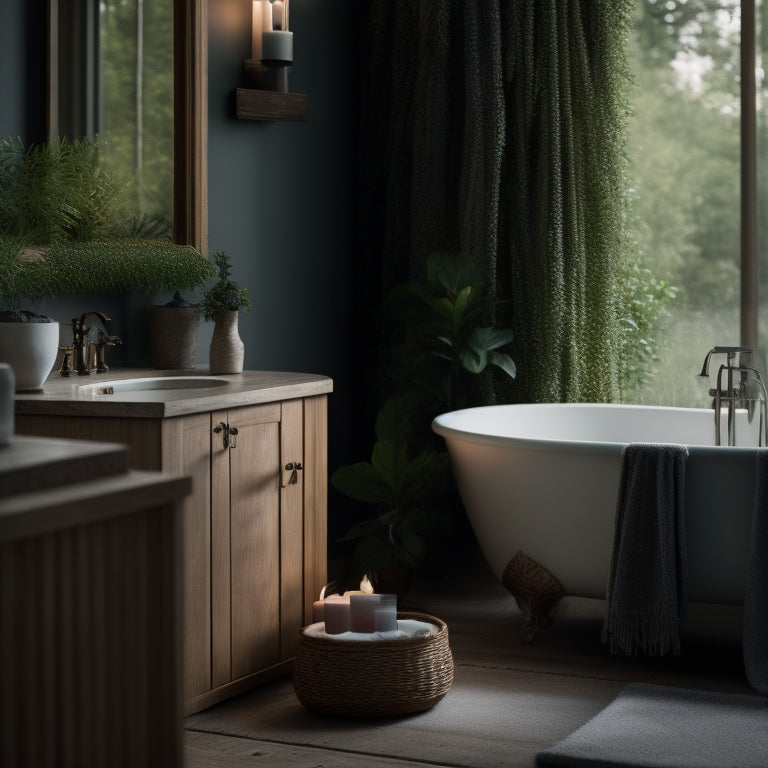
xmin=0 ymin=504 xmax=182 ymax=768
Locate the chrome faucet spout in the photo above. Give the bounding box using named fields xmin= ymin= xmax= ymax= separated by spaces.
xmin=699 ymin=345 xmax=753 ymax=378
xmin=700 ymin=346 xmax=768 ymax=446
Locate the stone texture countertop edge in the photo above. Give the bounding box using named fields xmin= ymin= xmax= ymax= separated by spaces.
xmin=14 ymin=368 xmax=334 ymax=418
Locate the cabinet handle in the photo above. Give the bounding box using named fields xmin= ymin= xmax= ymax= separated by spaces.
xmin=214 ymin=421 xmax=237 ymax=449
xmin=284 ymin=461 xmax=303 ymax=485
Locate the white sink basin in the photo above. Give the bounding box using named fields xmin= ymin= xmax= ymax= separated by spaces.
xmin=79 ymin=376 xmax=229 ymax=395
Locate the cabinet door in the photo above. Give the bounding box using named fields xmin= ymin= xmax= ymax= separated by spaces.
xmin=226 ymin=404 xmax=283 ymax=680
xmin=280 ymin=399 xmax=304 ymax=659
xmin=162 ymin=413 xmax=212 ymax=700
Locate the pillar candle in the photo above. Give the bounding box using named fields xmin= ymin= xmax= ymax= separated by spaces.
xmin=349 ymin=594 xmax=381 ymax=633
xmin=323 ymin=595 xmax=350 ymax=634
xmin=374 ymin=594 xmax=398 ymax=632
xmin=262 ymin=30 xmax=293 ymax=62
xmin=312 ymin=599 xmax=324 ymax=624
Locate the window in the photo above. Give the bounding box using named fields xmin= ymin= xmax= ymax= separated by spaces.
xmin=624 ymin=0 xmax=764 ymax=406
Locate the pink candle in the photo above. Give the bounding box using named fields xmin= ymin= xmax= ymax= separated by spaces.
xmin=323 ymin=595 xmax=350 ymax=634
xmin=350 ymin=594 xmax=381 ymax=633
xmin=312 ymin=599 xmax=324 ymax=623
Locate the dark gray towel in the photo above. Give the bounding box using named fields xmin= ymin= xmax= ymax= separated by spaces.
xmin=602 ymin=443 xmax=689 ymax=655
xmin=744 ymin=450 xmax=768 ymax=693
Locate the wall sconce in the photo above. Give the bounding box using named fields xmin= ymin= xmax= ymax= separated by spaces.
xmin=245 ymin=0 xmax=293 ymax=93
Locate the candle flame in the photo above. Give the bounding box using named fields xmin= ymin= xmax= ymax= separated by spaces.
xmin=360 ymin=574 xmax=374 ymax=594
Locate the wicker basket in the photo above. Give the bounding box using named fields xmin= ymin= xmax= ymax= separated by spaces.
xmin=292 ymin=611 xmax=454 ymax=717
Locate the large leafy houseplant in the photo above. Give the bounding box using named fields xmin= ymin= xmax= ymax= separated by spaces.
xmin=332 ymin=252 xmax=516 ymax=586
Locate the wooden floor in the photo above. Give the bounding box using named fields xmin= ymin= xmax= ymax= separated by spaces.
xmin=184 ymin=553 xmax=751 ymax=768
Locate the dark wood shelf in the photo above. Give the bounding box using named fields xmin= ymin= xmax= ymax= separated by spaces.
xmin=235 ymin=88 xmax=309 ymax=122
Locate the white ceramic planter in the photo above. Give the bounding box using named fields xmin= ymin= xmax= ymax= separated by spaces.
xmin=0 ymin=321 xmax=60 ymax=391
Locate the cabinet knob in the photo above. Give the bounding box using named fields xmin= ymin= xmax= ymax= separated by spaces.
xmin=284 ymin=461 xmax=303 ymax=485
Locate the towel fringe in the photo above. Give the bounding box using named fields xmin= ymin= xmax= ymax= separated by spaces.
xmin=602 ymin=608 xmax=681 ymax=656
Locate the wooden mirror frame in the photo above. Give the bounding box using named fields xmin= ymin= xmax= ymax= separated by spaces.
xmin=46 ymin=0 xmax=208 ymax=254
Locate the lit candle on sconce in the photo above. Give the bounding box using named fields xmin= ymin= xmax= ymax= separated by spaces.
xmin=246 ymin=0 xmax=292 ymax=92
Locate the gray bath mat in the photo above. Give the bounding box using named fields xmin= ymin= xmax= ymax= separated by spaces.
xmin=536 ymin=682 xmax=768 ymax=767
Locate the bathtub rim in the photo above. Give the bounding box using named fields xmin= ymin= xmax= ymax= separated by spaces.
xmin=431 ymin=402 xmax=758 ymax=456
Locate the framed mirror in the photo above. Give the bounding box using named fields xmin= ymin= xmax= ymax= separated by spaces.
xmin=46 ymin=0 xmax=207 ymax=253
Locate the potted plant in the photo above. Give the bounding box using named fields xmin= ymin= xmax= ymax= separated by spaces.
xmin=332 ymin=396 xmax=450 ymax=596
xmin=332 ymin=251 xmax=517 ymax=589
xmin=0 ymin=237 xmax=62 ymax=391
xmin=201 ymin=251 xmax=251 ymax=375
xmin=0 ymin=136 xmax=214 ymax=388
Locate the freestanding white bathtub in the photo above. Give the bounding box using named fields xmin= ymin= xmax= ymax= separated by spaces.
xmin=433 ymin=403 xmax=760 ymax=605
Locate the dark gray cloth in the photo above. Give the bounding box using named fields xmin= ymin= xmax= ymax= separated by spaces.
xmin=744 ymin=449 xmax=768 ymax=693
xmin=602 ymin=443 xmax=688 ymax=655
xmin=536 ymin=682 xmax=768 ymax=767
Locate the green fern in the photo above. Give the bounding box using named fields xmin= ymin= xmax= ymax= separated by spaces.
xmin=0 ymin=137 xmax=214 ymax=310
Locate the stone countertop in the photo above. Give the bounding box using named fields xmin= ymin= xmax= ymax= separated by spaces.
xmin=14 ymin=368 xmax=333 ymax=419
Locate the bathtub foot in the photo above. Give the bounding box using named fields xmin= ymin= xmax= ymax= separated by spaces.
xmin=502 ymin=550 xmax=565 ymax=643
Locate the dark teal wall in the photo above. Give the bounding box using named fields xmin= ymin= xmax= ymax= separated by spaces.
xmin=1 ymin=0 xmax=362 ymax=525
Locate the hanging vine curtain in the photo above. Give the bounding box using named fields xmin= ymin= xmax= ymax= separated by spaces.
xmin=360 ymin=0 xmax=633 ymax=403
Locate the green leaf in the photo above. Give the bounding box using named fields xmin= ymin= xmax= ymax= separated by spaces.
xmin=490 ymin=351 xmax=517 ymax=379
xmin=471 ymin=326 xmax=515 ymax=350
xmin=461 ymin=329 xmax=489 ymax=373
xmin=371 ymin=440 xmax=395 ymax=486
xmin=452 ymin=285 xmax=473 ymax=331
xmin=410 ymin=283 xmax=454 ymax=319
xmin=331 ymin=462 xmax=391 ymax=504
xmin=339 ymin=517 xmax=385 ymax=542
xmin=352 ymin=534 xmax=397 ymax=573
xmin=427 ymin=251 xmax=482 ymax=295
xmin=374 ymin=396 xmax=415 ymax=444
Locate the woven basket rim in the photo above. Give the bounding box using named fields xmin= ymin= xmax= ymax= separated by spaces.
xmin=298 ymin=610 xmax=448 ymax=649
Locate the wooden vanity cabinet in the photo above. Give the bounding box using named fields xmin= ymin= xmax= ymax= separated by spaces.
xmin=16 ymin=394 xmax=328 ymax=715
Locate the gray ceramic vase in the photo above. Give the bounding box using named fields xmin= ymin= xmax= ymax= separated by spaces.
xmin=209 ymin=310 xmax=244 ymax=375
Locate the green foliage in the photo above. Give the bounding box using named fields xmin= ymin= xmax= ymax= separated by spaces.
xmin=0 ymin=136 xmax=121 ymax=244
xmin=0 ymin=135 xmax=214 ymax=311
xmin=506 ymin=1 xmax=633 ymax=403
xmin=333 ymin=397 xmax=451 ymax=573
xmin=0 ymin=236 xmax=214 ymax=312
xmin=201 ymin=251 xmax=251 ymax=321
xmin=616 ymin=262 xmax=678 ymax=399
xmin=99 ymin=0 xmax=174 ymax=223
xmin=334 ymin=252 xmax=515 ymax=575
xmin=386 ymin=251 xmax=515 ymax=413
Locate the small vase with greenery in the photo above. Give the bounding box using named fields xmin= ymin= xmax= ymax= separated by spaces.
xmin=332 ymin=251 xmax=517 ymax=592
xmin=201 ymin=251 xmax=251 ymax=375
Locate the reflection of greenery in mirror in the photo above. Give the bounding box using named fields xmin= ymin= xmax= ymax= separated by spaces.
xmin=101 ymin=0 xmax=173 ymax=237
xmin=53 ymin=0 xmax=173 ymax=238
